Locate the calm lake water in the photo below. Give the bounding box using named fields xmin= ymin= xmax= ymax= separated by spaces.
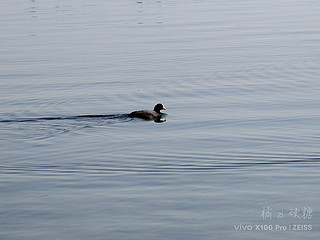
xmin=1 ymin=0 xmax=320 ymax=239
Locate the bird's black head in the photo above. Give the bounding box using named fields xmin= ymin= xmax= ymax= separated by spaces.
xmin=154 ymin=103 xmax=166 ymax=113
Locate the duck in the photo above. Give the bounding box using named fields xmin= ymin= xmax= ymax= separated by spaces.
xmin=129 ymin=103 xmax=166 ymax=121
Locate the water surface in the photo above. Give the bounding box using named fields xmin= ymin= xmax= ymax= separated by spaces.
xmin=1 ymin=0 xmax=320 ymax=239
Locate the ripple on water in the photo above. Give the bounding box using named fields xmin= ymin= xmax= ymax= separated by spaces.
xmin=1 ymin=152 xmax=319 ymax=176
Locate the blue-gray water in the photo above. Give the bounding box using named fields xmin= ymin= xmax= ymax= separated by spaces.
xmin=1 ymin=0 xmax=320 ymax=239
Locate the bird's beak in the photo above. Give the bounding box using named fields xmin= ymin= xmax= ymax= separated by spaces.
xmin=163 ymin=106 xmax=167 ymax=110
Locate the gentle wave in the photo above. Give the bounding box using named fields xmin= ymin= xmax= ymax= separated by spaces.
xmin=0 ymin=114 xmax=130 ymax=123
xmin=1 ymin=153 xmax=319 ymax=175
